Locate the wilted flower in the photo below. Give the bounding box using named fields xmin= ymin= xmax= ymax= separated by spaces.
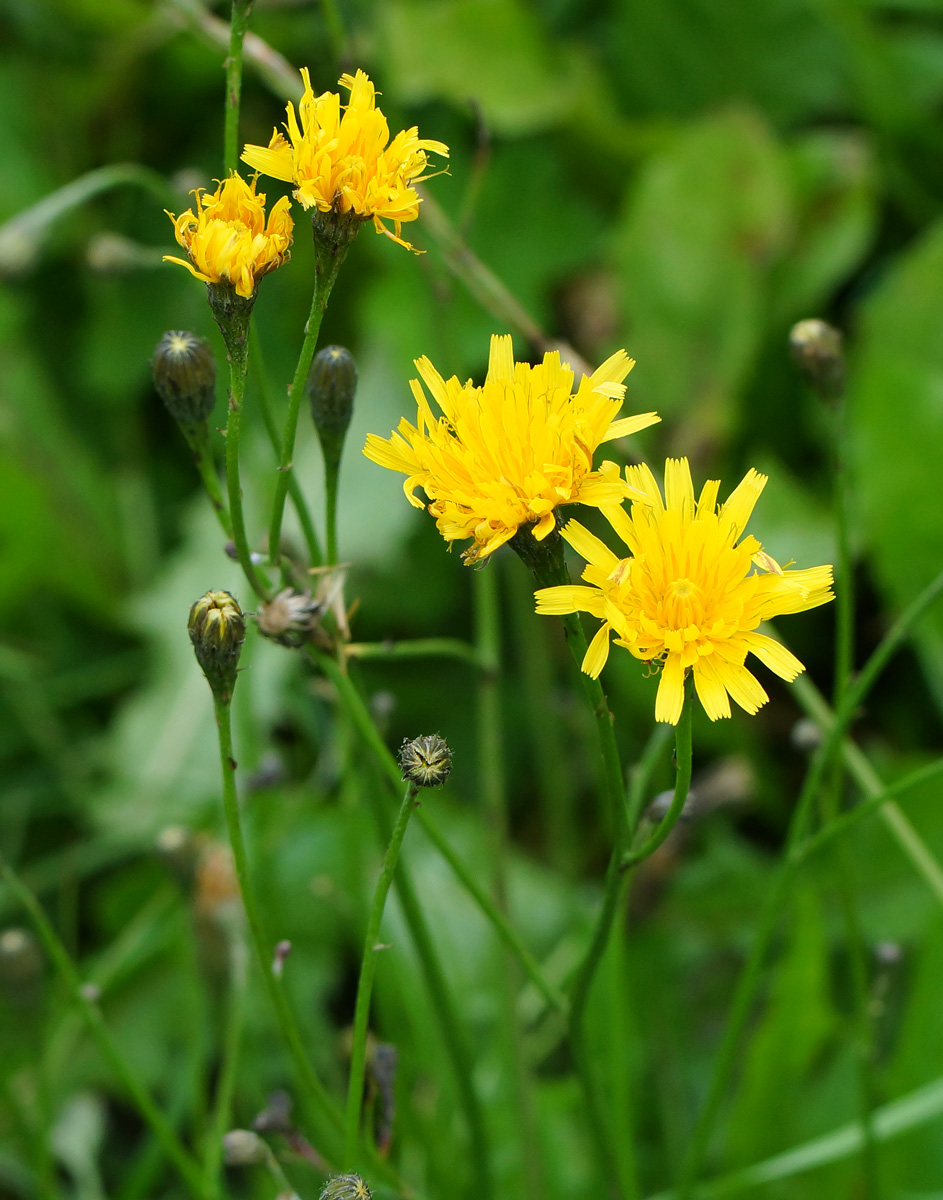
xmin=535 ymin=458 xmax=834 ymax=724
xmin=254 ymin=588 xmax=323 ymax=647
xmin=242 ymin=68 xmax=447 ymax=251
xmin=364 ymin=334 xmax=659 ymax=564
xmin=164 ymin=173 xmax=293 ymax=299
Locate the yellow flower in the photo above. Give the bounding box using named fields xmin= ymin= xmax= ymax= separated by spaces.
xmin=535 ymin=458 xmax=834 ymax=724
xmin=363 ymin=334 xmax=660 ymax=564
xmin=164 ymin=173 xmax=293 ymax=299
xmin=241 ymin=68 xmax=448 ymax=250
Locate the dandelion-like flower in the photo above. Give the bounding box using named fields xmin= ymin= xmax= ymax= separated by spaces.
xmin=164 ymin=173 xmax=293 ymax=299
xmin=363 ymin=335 xmax=660 ymax=564
xmin=241 ymin=68 xmax=448 ymax=250
xmin=535 ymin=458 xmax=834 ymax=724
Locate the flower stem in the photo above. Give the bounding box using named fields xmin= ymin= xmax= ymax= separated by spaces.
xmin=249 ymin=320 xmax=323 ymax=568
xmin=224 ymin=327 xmax=271 ymax=601
xmin=223 ymin=0 xmax=252 ymax=175
xmin=203 ymin=933 xmax=248 ymax=1198
xmin=267 ymin=217 xmax=356 ymax=568
xmin=180 ymin=424 xmax=232 ymax=538
xmin=621 ymin=692 xmax=693 ymax=870
xmin=316 ymin=650 xmax=494 ymax=1197
xmin=324 ymin=455 xmax=341 ymax=564
xmin=343 ymin=782 xmax=419 ymax=1169
xmin=212 ymin=696 xmax=343 ymax=1153
xmin=0 ymin=854 xmax=209 ymax=1200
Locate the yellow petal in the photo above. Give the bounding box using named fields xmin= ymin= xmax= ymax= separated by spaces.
xmin=664 ymin=458 xmax=695 ymax=521
xmin=560 ymin=519 xmax=620 ymax=572
xmin=693 ymin=658 xmax=731 ymax=721
xmin=720 ymin=468 xmax=768 ymax=538
xmin=741 ymin=632 xmax=805 ymax=681
xmin=655 ymin=654 xmax=686 ymax=725
xmin=581 ymin=623 xmax=612 ymax=678
xmin=534 ymin=585 xmax=606 ymax=617
xmin=603 ymin=411 xmax=660 ymax=441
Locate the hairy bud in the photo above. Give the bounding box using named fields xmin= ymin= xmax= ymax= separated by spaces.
xmin=398 ymin=734 xmax=452 ymax=789
xmin=152 ymin=331 xmax=217 ymax=425
xmin=319 ymin=1176 xmax=371 ymax=1200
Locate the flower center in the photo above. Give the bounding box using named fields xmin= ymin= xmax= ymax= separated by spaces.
xmin=663 ymin=577 xmax=704 ymax=629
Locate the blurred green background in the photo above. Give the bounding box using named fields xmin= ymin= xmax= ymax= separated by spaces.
xmin=2 ymin=0 xmax=943 ymax=1198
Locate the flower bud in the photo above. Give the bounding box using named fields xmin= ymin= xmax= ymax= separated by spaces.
xmin=0 ymin=928 xmax=43 ymax=989
xmin=789 ymin=319 xmax=845 ymax=401
xmin=188 ymin=590 xmax=245 ymax=705
xmin=222 ymin=1129 xmax=268 ymax=1166
xmin=398 ymin=734 xmax=452 ymax=789
xmin=308 ymin=345 xmax=358 ymax=474
xmin=151 ymin=331 xmax=217 ymax=425
xmin=319 ymin=1176 xmax=371 ymax=1200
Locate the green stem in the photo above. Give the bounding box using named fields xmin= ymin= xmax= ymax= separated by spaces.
xmin=345 ymin=638 xmax=481 ymax=667
xmin=344 ymin=783 xmax=419 ymax=1168
xmin=626 ymin=723 xmax=674 ymax=833
xmin=250 ymin=321 xmax=323 ymax=568
xmin=622 ymin=692 xmax=693 ymax=869
xmin=203 ymin=935 xmax=248 ymax=1198
xmin=223 ymin=0 xmax=252 ymax=175
xmin=267 ymin=219 xmax=355 ymax=567
xmin=181 ymin=424 xmax=231 ymax=537
xmin=212 ymin=697 xmax=343 ymax=1153
xmin=317 ymin=651 xmax=494 ymax=1197
xmin=325 ymin=456 xmax=341 ymax=564
xmin=0 ymin=854 xmax=209 ymax=1200
xmin=415 ymin=809 xmax=567 ymax=1016
xmin=225 ymin=335 xmax=271 ymax=601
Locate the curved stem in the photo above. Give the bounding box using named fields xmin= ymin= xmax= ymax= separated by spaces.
xmin=0 ymin=855 xmax=209 ymax=1200
xmin=223 ymin=0 xmax=252 ymax=175
xmin=267 ymin=226 xmax=352 ymax=567
xmin=622 ymin=692 xmax=693 ymax=869
xmin=181 ymin=424 xmax=231 ymax=538
xmin=344 ymin=783 xmax=418 ymax=1168
xmin=213 ymin=697 xmax=343 ymax=1153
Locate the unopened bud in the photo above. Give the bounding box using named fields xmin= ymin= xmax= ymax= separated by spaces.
xmin=188 ymin=590 xmax=245 ymax=705
xmin=0 ymin=928 xmax=43 ymax=987
xmin=789 ymin=319 xmax=845 ymax=401
xmin=398 ymin=734 xmax=452 ymax=789
xmin=319 ymin=1176 xmax=371 ymax=1200
xmin=308 ymin=345 xmax=357 ymax=459
xmin=152 ymin=331 xmax=217 ymax=425
xmin=222 ymin=1129 xmax=268 ymax=1166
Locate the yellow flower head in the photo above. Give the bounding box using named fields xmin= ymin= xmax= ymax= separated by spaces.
xmin=535 ymin=458 xmax=834 ymax=724
xmin=164 ymin=173 xmax=293 ymax=299
xmin=241 ymin=68 xmax=448 ymax=250
xmin=363 ymin=334 xmax=660 ymax=565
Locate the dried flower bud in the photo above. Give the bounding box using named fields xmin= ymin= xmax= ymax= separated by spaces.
xmin=152 ymin=331 xmax=217 ymax=425
xmin=398 ymin=734 xmax=452 ymax=789
xmin=789 ymin=319 xmax=845 ymax=401
xmin=188 ymin=590 xmax=245 ymax=705
xmin=254 ymin=588 xmax=323 ymax=647
xmin=222 ymin=1129 xmax=268 ymax=1166
xmin=319 ymin=1176 xmax=371 ymax=1200
xmin=308 ymin=345 xmax=357 ymax=443
xmin=0 ymin=928 xmax=43 ymax=987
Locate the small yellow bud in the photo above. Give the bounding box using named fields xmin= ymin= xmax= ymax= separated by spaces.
xmin=398 ymin=734 xmax=452 ymax=789
xmin=151 ymin=331 xmax=217 ymax=426
xmin=188 ymin=590 xmax=245 ymax=705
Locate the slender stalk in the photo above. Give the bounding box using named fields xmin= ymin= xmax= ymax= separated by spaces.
xmin=325 ymin=455 xmax=341 ymax=565
xmin=344 ymin=783 xmax=419 ymax=1168
xmin=622 ymin=694 xmax=693 ymax=869
xmin=0 ymin=854 xmax=209 ymax=1200
xmin=181 ymin=426 xmax=231 ymax=537
xmin=212 ymin=697 xmax=343 ymax=1152
xmin=317 ymin=651 xmax=494 ymax=1197
xmin=223 ymin=0 xmax=252 ymax=175
xmin=345 ymin=638 xmax=482 ymax=667
xmin=626 ymin=722 xmax=674 ymax=834
xmin=267 ymin=220 xmax=354 ymax=567
xmin=225 ymin=338 xmax=271 ymax=600
xmin=249 ymin=321 xmax=323 ymax=568
xmin=203 ymin=934 xmax=248 ymax=1198
xmin=415 ymin=809 xmax=568 ymax=1016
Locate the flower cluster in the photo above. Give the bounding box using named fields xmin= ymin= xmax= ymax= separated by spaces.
xmin=242 ymin=69 xmax=448 ymax=250
xmin=164 ymin=173 xmax=292 ymax=298
xmin=535 ymin=459 xmax=834 ymax=724
xmin=364 ymin=335 xmax=660 ymax=564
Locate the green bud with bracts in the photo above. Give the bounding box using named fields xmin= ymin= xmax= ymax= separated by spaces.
xmin=152 ymin=331 xmax=217 ymax=427
xmin=308 ymin=345 xmax=358 ymax=563
xmin=398 ymin=734 xmax=452 ymax=789
xmin=319 ymin=1175 xmax=371 ymax=1200
xmin=188 ymin=590 xmax=245 ymax=706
